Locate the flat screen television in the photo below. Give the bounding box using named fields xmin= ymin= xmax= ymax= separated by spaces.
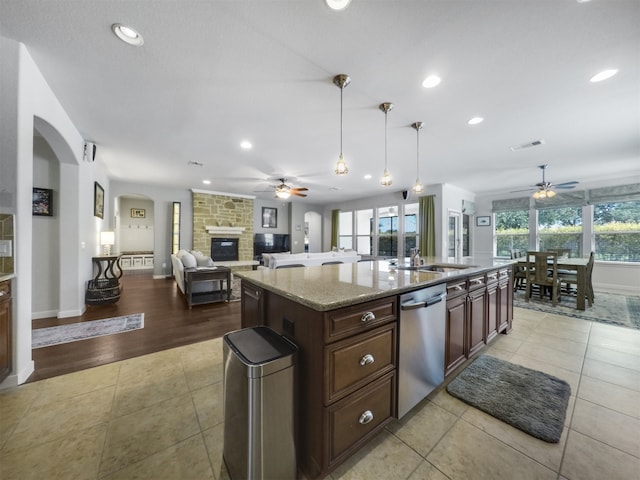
xmin=253 ymin=233 xmax=290 ymax=259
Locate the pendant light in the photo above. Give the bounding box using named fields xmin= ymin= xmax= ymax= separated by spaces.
xmin=411 ymin=122 xmax=424 ymax=193
xmin=333 ymin=74 xmax=351 ymax=175
xmin=379 ymin=102 xmax=394 ymax=187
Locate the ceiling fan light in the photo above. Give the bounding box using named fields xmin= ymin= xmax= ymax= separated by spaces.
xmin=547 ymin=189 xmax=556 ymax=198
xmin=335 ymin=153 xmax=349 ymax=175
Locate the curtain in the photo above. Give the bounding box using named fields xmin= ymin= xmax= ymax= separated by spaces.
xmin=330 ymin=209 xmax=340 ymax=249
xmin=492 ymin=197 xmax=530 ymax=212
xmin=587 ymin=183 xmax=640 ymax=204
xmin=418 ymin=195 xmax=435 ymax=257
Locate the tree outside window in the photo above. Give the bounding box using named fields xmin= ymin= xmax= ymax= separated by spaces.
xmin=495 ymin=210 xmax=529 ymax=257
xmin=594 ymin=200 xmax=640 ymax=262
xmin=538 ymin=206 xmax=582 ymax=257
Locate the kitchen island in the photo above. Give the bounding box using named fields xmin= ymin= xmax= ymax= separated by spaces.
xmin=235 ymin=257 xmax=513 ymax=479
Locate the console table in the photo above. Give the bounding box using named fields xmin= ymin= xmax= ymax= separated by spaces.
xmin=184 ymin=266 xmax=232 ymax=309
xmin=86 ymin=255 xmax=122 ymax=305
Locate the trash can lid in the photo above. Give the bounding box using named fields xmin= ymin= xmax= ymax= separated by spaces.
xmin=224 ymin=326 xmax=297 ymax=366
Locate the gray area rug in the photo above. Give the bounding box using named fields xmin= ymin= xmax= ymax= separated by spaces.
xmin=446 ymin=355 xmax=571 ymax=443
xmin=32 ymin=313 xmax=144 ymax=348
xmin=513 ymin=289 xmax=640 ymax=330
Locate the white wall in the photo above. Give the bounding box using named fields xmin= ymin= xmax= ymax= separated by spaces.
xmin=32 ymin=136 xmax=60 ymax=318
xmin=1 ymin=38 xmax=106 ymax=387
xmin=117 ymin=196 xmax=154 ymax=253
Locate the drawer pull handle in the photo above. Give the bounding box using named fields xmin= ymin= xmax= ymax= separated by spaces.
xmin=361 ymin=312 xmax=375 ymax=323
xmin=359 ymin=410 xmax=374 ymax=425
xmin=452 ymin=285 xmax=463 ymax=291
xmin=360 ymin=354 xmax=375 ymax=366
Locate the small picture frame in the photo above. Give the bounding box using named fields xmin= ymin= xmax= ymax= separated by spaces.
xmin=94 ymin=182 xmax=104 ymax=219
xmin=130 ymin=208 xmax=146 ymax=218
xmin=476 ymin=216 xmax=491 ymax=227
xmin=33 ymin=188 xmax=53 ymax=216
xmin=262 ymin=207 xmax=277 ymax=228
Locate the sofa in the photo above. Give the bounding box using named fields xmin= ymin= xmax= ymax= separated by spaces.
xmin=171 ymin=249 xmax=224 ymax=295
xmin=260 ymin=250 xmax=361 ymax=269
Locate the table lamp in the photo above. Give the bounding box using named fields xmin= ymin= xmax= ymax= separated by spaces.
xmin=100 ymin=231 xmax=115 ymax=255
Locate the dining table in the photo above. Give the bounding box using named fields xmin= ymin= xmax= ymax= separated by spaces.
xmin=516 ymin=256 xmax=590 ymax=310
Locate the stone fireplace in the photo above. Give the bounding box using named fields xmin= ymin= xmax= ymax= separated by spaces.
xmin=191 ymin=191 xmax=254 ymax=264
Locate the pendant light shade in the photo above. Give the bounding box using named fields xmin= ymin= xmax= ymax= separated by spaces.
xmin=333 ymin=74 xmax=351 ymax=175
xmin=379 ymin=102 xmax=394 ymax=187
xmin=411 ymin=122 xmax=424 ymax=193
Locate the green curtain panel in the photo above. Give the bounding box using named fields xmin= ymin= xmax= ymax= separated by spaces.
xmin=419 ymin=195 xmax=435 ymax=257
xmin=331 ymin=209 xmax=340 ymax=249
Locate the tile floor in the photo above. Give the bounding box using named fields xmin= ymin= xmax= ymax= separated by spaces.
xmin=1 ymin=307 xmax=639 ymax=480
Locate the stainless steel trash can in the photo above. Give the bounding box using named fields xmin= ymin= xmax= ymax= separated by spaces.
xmin=223 ymin=326 xmax=298 ymax=480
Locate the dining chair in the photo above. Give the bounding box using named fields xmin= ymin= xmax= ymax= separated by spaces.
xmin=547 ymin=248 xmax=572 ymax=258
xmin=559 ymin=251 xmax=595 ymax=307
xmin=510 ymin=249 xmax=527 ymax=291
xmin=525 ymin=251 xmax=561 ymax=306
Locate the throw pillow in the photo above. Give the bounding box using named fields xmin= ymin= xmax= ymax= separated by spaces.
xmin=179 ymin=251 xmax=197 ymax=268
xmin=196 ymin=255 xmax=215 ymax=267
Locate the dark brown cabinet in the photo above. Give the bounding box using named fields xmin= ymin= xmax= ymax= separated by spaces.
xmin=240 ymin=281 xmax=264 ymax=328
xmin=445 ymin=280 xmax=467 ymax=376
xmin=0 ymin=279 xmax=12 ymax=383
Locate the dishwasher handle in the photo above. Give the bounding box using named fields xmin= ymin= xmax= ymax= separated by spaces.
xmin=400 ymin=292 xmax=445 ymax=311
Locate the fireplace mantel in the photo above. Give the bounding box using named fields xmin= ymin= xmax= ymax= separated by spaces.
xmin=205 ymin=226 xmax=246 ymax=236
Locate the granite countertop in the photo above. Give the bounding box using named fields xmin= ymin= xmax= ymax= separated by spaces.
xmin=235 ymin=257 xmax=514 ymax=311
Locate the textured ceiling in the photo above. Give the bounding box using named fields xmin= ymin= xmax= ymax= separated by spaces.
xmin=1 ymin=0 xmax=639 ymax=204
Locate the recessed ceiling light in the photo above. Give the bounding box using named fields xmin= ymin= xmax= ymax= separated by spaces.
xmin=422 ymin=75 xmax=441 ymax=88
xmin=364 ymin=174 xmax=372 ymax=180
xmin=202 ymin=180 xmax=211 ymax=185
xmin=590 ymin=69 xmax=618 ymax=83
xmin=325 ymin=0 xmax=351 ymax=10
xmin=240 ymin=141 xmax=252 ymax=150
xmin=467 ymin=117 xmax=484 ymax=125
xmin=111 ymin=23 xmax=144 ymax=46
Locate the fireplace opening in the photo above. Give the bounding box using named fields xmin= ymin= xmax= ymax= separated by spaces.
xmin=211 ymin=238 xmax=239 ymax=262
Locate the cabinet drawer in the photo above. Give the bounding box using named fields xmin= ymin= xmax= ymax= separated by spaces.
xmin=498 ymin=268 xmax=510 ymax=283
xmin=468 ymin=274 xmax=485 ymax=291
xmin=325 ymin=324 xmax=396 ymax=404
xmin=486 ymin=271 xmax=499 ymax=284
xmin=0 ymin=280 xmax=10 ymax=298
xmin=324 ymin=297 xmax=397 ymax=342
xmin=144 ymin=256 xmax=154 ymax=267
xmin=327 ymin=371 xmax=395 ymax=467
xmin=446 ymin=280 xmax=467 ymax=298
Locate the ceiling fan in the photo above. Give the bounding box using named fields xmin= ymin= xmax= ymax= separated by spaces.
xmin=273 ymin=178 xmax=308 ymax=199
xmin=512 ymin=164 xmax=579 ymax=199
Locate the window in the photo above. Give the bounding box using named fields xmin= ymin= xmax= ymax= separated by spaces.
xmin=593 ymin=200 xmax=640 ymax=262
xmin=377 ymin=206 xmax=398 ymax=257
xmin=495 ymin=209 xmax=529 ymax=257
xmin=338 ymin=211 xmax=353 ymax=250
xmin=538 ymin=206 xmax=582 ymax=257
xmin=404 ymin=203 xmax=419 ymax=257
xmin=356 ymin=209 xmax=373 ymax=255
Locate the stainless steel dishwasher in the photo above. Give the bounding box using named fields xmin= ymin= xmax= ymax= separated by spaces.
xmin=398 ymin=283 xmax=447 ymax=418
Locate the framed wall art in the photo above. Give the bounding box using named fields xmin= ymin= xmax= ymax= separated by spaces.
xmin=130 ymin=208 xmax=146 ymax=218
xmin=94 ymin=181 xmax=104 ymax=219
xmin=262 ymin=207 xmax=277 ymax=228
xmin=32 ymin=188 xmax=53 ymax=216
xmin=476 ymin=216 xmax=491 ymax=227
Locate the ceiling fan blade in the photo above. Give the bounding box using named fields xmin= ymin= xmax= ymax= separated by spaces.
xmin=509 ymin=187 xmax=536 ymax=193
xmin=292 ymin=191 xmax=307 ymax=197
xmin=291 ymin=187 xmax=309 ymax=192
xmin=555 ymin=181 xmax=579 ymax=188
